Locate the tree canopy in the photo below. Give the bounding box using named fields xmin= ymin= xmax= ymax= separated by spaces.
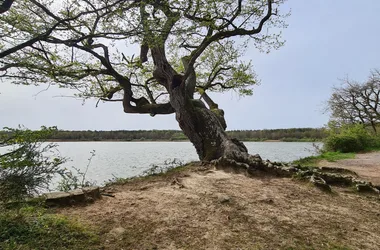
xmin=327 ymin=70 xmax=380 ymax=134
xmin=0 ymin=0 xmax=289 ymax=162
xmin=0 ymin=0 xmax=287 ymax=115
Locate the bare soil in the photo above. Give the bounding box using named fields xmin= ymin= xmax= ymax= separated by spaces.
xmin=59 ymin=157 xmax=380 ymax=250
xmin=318 ymin=151 xmax=380 ymax=186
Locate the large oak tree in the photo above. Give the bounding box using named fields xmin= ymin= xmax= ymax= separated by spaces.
xmin=0 ymin=0 xmax=287 ymax=170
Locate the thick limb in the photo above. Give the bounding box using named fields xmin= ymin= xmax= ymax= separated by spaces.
xmin=122 ymin=89 xmax=175 ymax=115
xmin=200 ymin=91 xmax=226 ymax=130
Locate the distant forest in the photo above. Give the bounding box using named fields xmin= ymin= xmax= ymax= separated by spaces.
xmin=45 ymin=128 xmax=326 ymax=142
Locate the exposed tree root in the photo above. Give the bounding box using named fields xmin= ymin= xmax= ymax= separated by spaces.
xmin=212 ymin=152 xmax=380 ymax=194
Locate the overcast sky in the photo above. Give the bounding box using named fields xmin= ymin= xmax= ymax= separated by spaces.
xmin=1 ymin=0 xmax=380 ymax=131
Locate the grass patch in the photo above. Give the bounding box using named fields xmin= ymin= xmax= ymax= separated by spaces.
xmin=294 ymin=152 xmax=356 ymax=166
xmin=106 ymin=159 xmax=191 ymax=186
xmin=0 ymin=206 xmax=99 ymax=250
xmin=364 ymin=145 xmax=380 ymax=152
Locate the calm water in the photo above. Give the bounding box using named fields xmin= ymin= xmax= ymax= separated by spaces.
xmin=53 ymin=141 xmax=322 ymax=185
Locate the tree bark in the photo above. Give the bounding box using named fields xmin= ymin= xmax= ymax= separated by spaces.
xmin=150 ymin=47 xmax=264 ymax=169
xmin=169 ymin=75 xmax=250 ymax=163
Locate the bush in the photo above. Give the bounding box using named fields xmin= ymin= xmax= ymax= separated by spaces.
xmin=371 ymin=133 xmax=380 ymax=149
xmin=0 ymin=126 xmax=67 ymax=204
xmin=325 ymin=135 xmax=363 ymax=152
xmin=324 ymin=123 xmax=375 ymax=152
xmin=0 ymin=127 xmax=98 ymax=249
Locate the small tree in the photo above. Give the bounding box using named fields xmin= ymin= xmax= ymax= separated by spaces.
xmin=0 ymin=126 xmax=66 ymax=203
xmin=327 ymin=70 xmax=380 ymax=134
xmin=0 ymin=0 xmax=288 ymax=169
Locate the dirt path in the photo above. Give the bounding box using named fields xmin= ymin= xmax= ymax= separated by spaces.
xmin=59 ymin=162 xmax=380 ymax=250
xmin=318 ymin=151 xmax=380 ymax=186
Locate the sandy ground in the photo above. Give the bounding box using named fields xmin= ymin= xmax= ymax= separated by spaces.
xmin=318 ymin=151 xmax=380 ymax=186
xmin=59 ymin=156 xmax=380 ymax=250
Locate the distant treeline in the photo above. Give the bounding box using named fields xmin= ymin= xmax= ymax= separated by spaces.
xmin=42 ymin=128 xmax=326 ymax=142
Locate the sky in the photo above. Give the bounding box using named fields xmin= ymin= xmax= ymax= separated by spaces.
xmin=1 ymin=0 xmax=380 ymax=131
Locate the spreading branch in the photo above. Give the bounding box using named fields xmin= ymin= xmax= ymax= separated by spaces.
xmin=1 ymin=0 xmax=286 ymax=116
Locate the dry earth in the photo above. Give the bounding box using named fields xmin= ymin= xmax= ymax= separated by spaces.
xmin=318 ymin=151 xmax=380 ymax=186
xmin=59 ymin=156 xmax=380 ymax=250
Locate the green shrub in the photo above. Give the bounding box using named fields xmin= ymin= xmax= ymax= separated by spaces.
xmin=325 ymin=135 xmax=363 ymax=152
xmin=0 ymin=128 xmax=98 ymax=249
xmin=371 ymin=134 xmax=380 ymax=149
xmin=323 ymin=123 xmax=375 ymax=153
xmin=0 ymin=126 xmax=67 ymax=204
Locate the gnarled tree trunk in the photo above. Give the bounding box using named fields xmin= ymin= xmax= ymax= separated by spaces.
xmin=169 ymin=73 xmax=263 ymax=173
xmin=149 ymin=46 xmax=260 ymax=171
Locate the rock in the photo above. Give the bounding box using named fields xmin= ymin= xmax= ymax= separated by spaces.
xmin=108 ymin=227 xmax=126 ymax=237
xmin=251 ymin=154 xmax=262 ymax=161
xmin=310 ymin=175 xmax=331 ymax=192
xmin=269 ymin=165 xmax=296 ymax=177
xmin=320 ymin=167 xmax=358 ymax=176
xmin=353 ymin=179 xmax=367 ymax=185
xmin=44 ymin=186 xmax=101 ymax=207
xmin=281 ymin=166 xmax=298 ymax=173
xmin=217 ymin=194 xmax=230 ymax=204
xmin=82 ymin=186 xmax=101 ymax=199
xmin=356 ymin=184 xmax=378 ymax=193
xmin=320 ymin=173 xmax=353 ymax=186
xmin=45 ymin=192 xmax=73 ymax=206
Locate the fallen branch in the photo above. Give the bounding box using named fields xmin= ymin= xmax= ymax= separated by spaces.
xmin=171 ymin=177 xmax=185 ymax=188
xmin=101 ymin=193 xmax=115 ymax=198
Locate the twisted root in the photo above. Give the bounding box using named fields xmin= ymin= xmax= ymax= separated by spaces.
xmin=212 ymin=152 xmax=380 ymax=194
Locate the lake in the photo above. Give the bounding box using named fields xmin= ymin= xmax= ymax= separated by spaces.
xmin=54 ymin=141 xmax=322 ymax=185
